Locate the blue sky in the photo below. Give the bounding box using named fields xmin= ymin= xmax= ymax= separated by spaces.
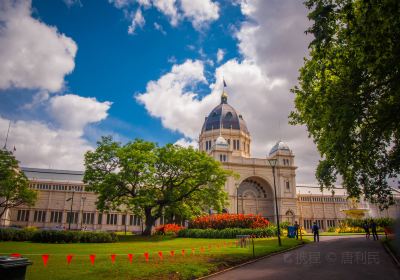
xmin=0 ymin=0 xmax=321 ymax=183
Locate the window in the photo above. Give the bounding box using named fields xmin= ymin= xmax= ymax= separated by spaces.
xmin=327 ymin=220 xmax=336 ymax=228
xmin=121 ymin=214 xmax=126 ymax=225
xmin=219 ymin=154 xmax=227 ymax=162
xmin=50 ymin=211 xmax=63 ymax=223
xmin=34 ymin=210 xmax=46 ymax=223
xmin=17 ymin=210 xmax=30 ymax=222
xmin=129 ymin=215 xmax=141 ymax=226
xmin=66 ymin=212 xmax=78 ymax=224
xmin=106 ymin=213 xmax=118 ymax=225
xmin=285 ymin=181 xmax=290 ymax=191
xmin=98 ymin=213 xmax=103 ymax=225
xmin=83 ymin=212 xmax=95 ymax=224
xmin=303 ymin=219 xmax=312 ymax=229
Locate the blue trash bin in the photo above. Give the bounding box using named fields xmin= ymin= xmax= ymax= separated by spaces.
xmin=287 ymin=226 xmax=296 ymax=238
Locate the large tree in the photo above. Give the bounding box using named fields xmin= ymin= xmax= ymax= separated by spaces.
xmin=84 ymin=137 xmax=230 ymax=235
xmin=290 ymin=0 xmax=400 ymax=208
xmin=0 ymin=149 xmax=37 ymax=219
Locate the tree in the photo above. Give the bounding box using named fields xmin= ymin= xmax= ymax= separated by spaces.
xmin=84 ymin=137 xmax=230 ymax=235
xmin=290 ymin=0 xmax=400 ymax=208
xmin=0 ymin=149 xmax=37 ymax=219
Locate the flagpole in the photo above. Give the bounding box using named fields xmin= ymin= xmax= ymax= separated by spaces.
xmin=3 ymin=120 xmax=11 ymax=150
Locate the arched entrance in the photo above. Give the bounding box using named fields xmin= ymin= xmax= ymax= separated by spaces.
xmin=237 ymin=177 xmax=275 ymax=221
xmin=285 ymin=210 xmax=295 ymax=224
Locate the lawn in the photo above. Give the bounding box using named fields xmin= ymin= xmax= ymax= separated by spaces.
xmin=0 ymin=236 xmax=306 ymax=280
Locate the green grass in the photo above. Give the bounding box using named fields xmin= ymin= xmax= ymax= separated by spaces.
xmin=0 ymin=236 xmax=306 ymax=280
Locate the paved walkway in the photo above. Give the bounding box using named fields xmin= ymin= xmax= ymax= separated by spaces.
xmin=207 ymin=236 xmax=400 ymax=280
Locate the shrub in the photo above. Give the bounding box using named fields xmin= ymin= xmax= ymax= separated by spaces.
xmin=189 ymin=214 xmax=269 ymax=230
xmin=155 ymin=224 xmax=184 ymax=235
xmin=0 ymin=228 xmax=36 ymax=241
xmin=30 ymin=230 xmax=117 ymax=243
xmin=327 ymin=227 xmax=336 ymax=232
xmin=178 ymin=226 xmax=277 ymax=239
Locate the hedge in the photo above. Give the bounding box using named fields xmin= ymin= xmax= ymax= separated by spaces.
xmin=0 ymin=228 xmax=117 ymax=243
xmin=177 ymin=226 xmax=277 ymax=239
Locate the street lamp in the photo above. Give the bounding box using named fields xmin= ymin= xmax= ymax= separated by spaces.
xmin=268 ymin=158 xmax=282 ymax=246
xmin=80 ymin=197 xmax=86 ymax=230
xmin=66 ymin=190 xmax=75 ymax=230
xmin=235 ymin=182 xmax=239 ymax=214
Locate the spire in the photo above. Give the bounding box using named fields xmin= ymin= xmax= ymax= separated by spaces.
xmin=221 ymin=79 xmax=228 ymax=104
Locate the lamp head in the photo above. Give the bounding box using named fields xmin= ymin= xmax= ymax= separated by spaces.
xmin=268 ymin=158 xmax=277 ymax=167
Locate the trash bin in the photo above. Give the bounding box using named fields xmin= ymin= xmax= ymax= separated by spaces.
xmin=0 ymin=256 xmax=32 ymax=280
xmin=287 ymin=226 xmax=296 ymax=238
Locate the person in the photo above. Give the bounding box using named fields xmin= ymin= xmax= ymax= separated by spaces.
xmin=363 ymin=221 xmax=370 ymax=239
xmin=312 ymin=222 xmax=320 ymax=242
xmin=294 ymin=221 xmax=299 ymax=240
xmin=371 ymin=220 xmax=379 ymax=240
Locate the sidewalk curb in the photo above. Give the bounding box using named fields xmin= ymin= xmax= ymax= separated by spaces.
xmin=382 ymin=241 xmax=400 ymax=268
xmin=196 ymin=242 xmax=306 ymax=280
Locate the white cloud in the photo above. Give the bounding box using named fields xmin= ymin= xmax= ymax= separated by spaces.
xmin=179 ymin=0 xmax=219 ymax=29
xmin=128 ymin=8 xmax=145 ymax=34
xmin=216 ymin=48 xmax=225 ymax=63
xmin=48 ymin=94 xmax=112 ymax=134
xmin=154 ymin=22 xmax=167 ymax=35
xmin=136 ymin=59 xmax=219 ymax=138
xmin=152 ymin=0 xmax=180 ymax=26
xmin=0 ymin=117 xmax=93 ymax=171
xmin=0 ymin=0 xmax=77 ymax=92
xmin=174 ymin=138 xmax=198 ymax=148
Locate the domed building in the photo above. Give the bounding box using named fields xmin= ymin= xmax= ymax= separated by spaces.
xmin=199 ymin=88 xmax=298 ymax=223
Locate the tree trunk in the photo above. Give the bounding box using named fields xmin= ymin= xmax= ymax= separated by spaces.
xmin=142 ymin=207 xmax=155 ymax=236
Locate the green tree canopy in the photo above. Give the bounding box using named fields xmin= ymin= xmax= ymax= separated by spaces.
xmin=84 ymin=137 xmax=231 ymax=235
xmin=291 ymin=0 xmax=400 ymax=208
xmin=0 ymin=149 xmax=37 ymax=218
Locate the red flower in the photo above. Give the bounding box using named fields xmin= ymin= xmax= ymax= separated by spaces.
xmin=189 ymin=214 xmax=269 ymax=229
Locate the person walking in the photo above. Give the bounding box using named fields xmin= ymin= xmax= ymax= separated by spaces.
xmin=312 ymin=222 xmax=320 ymax=242
xmin=363 ymin=221 xmax=370 ymax=239
xmin=294 ymin=221 xmax=299 ymax=240
xmin=371 ymin=220 xmax=379 ymax=240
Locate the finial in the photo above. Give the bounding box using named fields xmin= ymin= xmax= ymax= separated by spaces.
xmin=221 ymin=79 xmax=228 ymax=104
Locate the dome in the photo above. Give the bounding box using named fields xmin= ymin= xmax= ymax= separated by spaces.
xmin=215 ymin=136 xmax=228 ymax=147
xmin=269 ymin=140 xmax=290 ymax=155
xmin=201 ymin=103 xmax=249 ymax=134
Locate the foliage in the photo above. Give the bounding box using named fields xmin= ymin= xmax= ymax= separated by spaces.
xmin=178 ymin=227 xmax=277 ymax=239
xmin=189 ymin=214 xmax=270 ymax=230
xmin=0 ymin=228 xmax=117 ymax=243
xmin=290 ymin=0 xmax=400 ymax=208
xmin=327 ymin=227 xmax=336 ymax=232
xmin=279 ymin=221 xmax=291 ymax=230
xmin=344 ymin=217 xmax=395 ymax=228
xmin=0 ymin=149 xmax=37 ymax=218
xmin=154 ymin=223 xmax=184 ymax=235
xmin=84 ymin=136 xmax=231 ymax=235
xmin=30 ymin=230 xmax=118 ymax=243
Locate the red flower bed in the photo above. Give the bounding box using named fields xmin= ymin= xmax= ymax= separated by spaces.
xmin=189 ymin=214 xmax=269 ymax=229
xmin=155 ymin=223 xmax=184 ymax=235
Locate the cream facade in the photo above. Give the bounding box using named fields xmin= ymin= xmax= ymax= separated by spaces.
xmin=2 ymin=90 xmax=399 ymax=232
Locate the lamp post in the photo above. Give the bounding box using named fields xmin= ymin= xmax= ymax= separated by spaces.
xmin=66 ymin=190 xmax=75 ymax=230
xmin=268 ymin=158 xmax=281 ymax=246
xmin=80 ymin=197 xmax=86 ymax=230
xmin=235 ymin=182 xmax=239 ymax=214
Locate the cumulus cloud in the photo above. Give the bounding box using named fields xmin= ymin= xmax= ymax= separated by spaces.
xmin=152 ymin=0 xmax=180 ymax=26
xmin=137 ymin=1 xmax=321 ymax=183
xmin=48 ymin=94 xmax=112 ymax=134
xmin=0 ymin=93 xmax=112 ymax=170
xmin=174 ymin=138 xmax=198 ymax=148
xmin=128 ymin=8 xmax=145 ymax=34
xmin=0 ymin=0 xmax=77 ymax=92
xmin=216 ymin=48 xmax=225 ymax=63
xmin=180 ymin=0 xmax=219 ymax=29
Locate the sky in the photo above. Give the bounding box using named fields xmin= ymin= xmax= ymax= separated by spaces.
xmin=0 ymin=0 xmax=321 ymax=183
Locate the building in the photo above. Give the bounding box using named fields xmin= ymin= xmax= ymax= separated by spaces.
xmin=1 ymin=89 xmax=399 ymax=231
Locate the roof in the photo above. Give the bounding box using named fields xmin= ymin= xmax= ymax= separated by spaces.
xmin=296 ymin=185 xmax=348 ymax=196
xmin=269 ymin=140 xmax=291 ymax=155
xmin=21 ymin=167 xmax=84 ymax=183
xmin=202 ymin=103 xmax=249 ymax=134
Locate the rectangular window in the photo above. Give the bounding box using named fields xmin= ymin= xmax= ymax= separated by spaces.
xmin=286 ymin=181 xmax=290 ymax=191
xmin=106 ymin=213 xmax=117 ymax=225
xmin=66 ymin=212 xmax=78 ymax=224
xmin=34 ymin=210 xmax=46 ymax=223
xmin=98 ymin=213 xmax=103 ymax=225
xmin=17 ymin=210 xmax=30 ymax=222
xmin=122 ymin=214 xmax=126 ymax=225
xmin=130 ymin=215 xmax=141 ymax=226
xmin=50 ymin=211 xmax=63 ymax=223
xmin=83 ymin=212 xmax=94 ymax=224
